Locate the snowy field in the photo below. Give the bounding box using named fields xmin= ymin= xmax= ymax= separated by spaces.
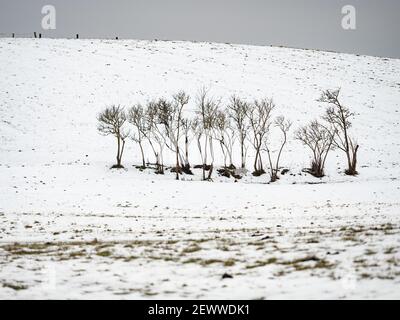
xmin=0 ymin=38 xmax=400 ymax=299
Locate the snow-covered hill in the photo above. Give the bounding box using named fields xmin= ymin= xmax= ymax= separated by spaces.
xmin=0 ymin=38 xmax=399 ymax=299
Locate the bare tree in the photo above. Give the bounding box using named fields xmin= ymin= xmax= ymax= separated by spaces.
xmin=147 ymin=94 xmax=189 ymax=179
xmin=295 ymin=120 xmax=335 ymax=178
xmin=247 ymin=98 xmax=275 ymax=175
xmin=224 ymin=123 xmax=237 ymax=169
xmin=320 ymin=89 xmax=359 ymax=175
xmin=146 ymin=100 xmax=166 ymax=174
xmin=192 ymin=116 xmax=204 ymax=169
xmin=97 ymin=105 xmax=128 ymax=168
xmin=181 ymin=117 xmax=194 ymax=174
xmin=228 ymin=95 xmax=250 ymax=169
xmin=196 ymin=87 xmax=219 ymax=181
xmin=171 ymin=91 xmax=190 ymax=179
xmin=128 ymin=104 xmax=147 ymax=168
xmin=213 ymin=110 xmax=234 ymax=168
xmin=264 ymin=116 xmax=292 ymax=182
xmin=213 ymin=110 xmax=229 ymax=168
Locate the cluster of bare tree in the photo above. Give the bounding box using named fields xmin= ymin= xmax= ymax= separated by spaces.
xmin=295 ymin=89 xmax=359 ymax=177
xmin=97 ymin=88 xmax=359 ymax=181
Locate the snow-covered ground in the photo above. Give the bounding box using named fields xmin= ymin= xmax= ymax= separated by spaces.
xmin=0 ymin=38 xmax=399 ymax=299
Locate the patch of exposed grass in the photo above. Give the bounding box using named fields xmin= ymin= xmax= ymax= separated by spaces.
xmin=182 ymin=257 xmax=224 ymax=266
xmin=182 ymin=258 xmax=201 ymax=264
xmin=143 ymin=291 xmax=158 ymax=296
xmin=384 ymin=247 xmax=396 ymax=254
xmin=313 ymin=259 xmax=335 ymax=269
xmin=223 ymin=259 xmax=235 ymax=267
xmin=201 ymin=259 xmax=224 ymax=266
xmin=96 ymin=243 xmax=113 ymax=251
xmin=342 ymin=235 xmax=358 ymax=242
xmin=123 ymin=256 xmax=138 ymax=262
xmin=68 ymin=250 xmax=87 ymax=258
xmin=377 ymin=275 xmax=395 ymax=280
xmin=2 ymin=282 xmax=28 ymax=291
xmin=345 ymin=227 xmax=365 ymax=234
xmin=8 ymin=249 xmax=51 ymax=255
xmin=274 ymin=270 xmax=286 ymax=277
xmin=96 ymin=250 xmax=112 ymax=257
xmin=247 ymin=241 xmax=266 ymax=247
xmin=182 ymin=244 xmax=201 ymax=254
xmin=279 ymin=255 xmax=335 ymax=271
xmin=365 ymin=249 xmax=377 ymax=256
xmin=246 ymin=257 xmax=277 ymax=269
xmin=2 ymin=242 xmax=54 ymax=255
xmin=280 ymin=255 xmax=320 ymax=265
xmin=146 ymin=255 xmax=178 ymax=263
xmin=386 ymin=257 xmax=398 ymax=266
xmin=306 ymin=238 xmax=320 ymax=244
xmin=354 ymin=258 xmax=366 ymax=264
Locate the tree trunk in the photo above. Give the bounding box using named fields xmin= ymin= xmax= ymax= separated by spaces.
xmin=254 ymin=149 xmax=259 ymax=172
xmin=207 ymin=164 xmax=213 ymax=180
xmin=185 ymin=135 xmax=190 ymax=169
xmin=175 ymin=144 xmax=179 ymax=180
xmin=139 ymin=141 xmax=145 ymax=168
xmin=119 ymin=138 xmax=126 ymax=167
xmin=345 ymin=150 xmax=352 ymax=174
xmin=208 ymin=137 xmax=214 ymax=180
xmin=220 ymin=142 xmax=227 ymax=168
xmin=147 ymin=138 xmax=158 ymax=167
xmin=203 ymin=135 xmax=208 ymax=181
xmin=241 ymin=138 xmax=245 ymax=168
xmin=346 ymin=145 xmax=359 ymax=175
xmin=259 ymin=156 xmax=263 ymax=172
xmin=116 ymin=136 xmax=121 ymax=166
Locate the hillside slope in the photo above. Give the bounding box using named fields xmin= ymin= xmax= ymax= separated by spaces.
xmin=0 ymin=39 xmax=399 ymax=299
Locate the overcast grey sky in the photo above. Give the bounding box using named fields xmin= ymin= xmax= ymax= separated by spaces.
xmin=0 ymin=0 xmax=399 ymax=58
